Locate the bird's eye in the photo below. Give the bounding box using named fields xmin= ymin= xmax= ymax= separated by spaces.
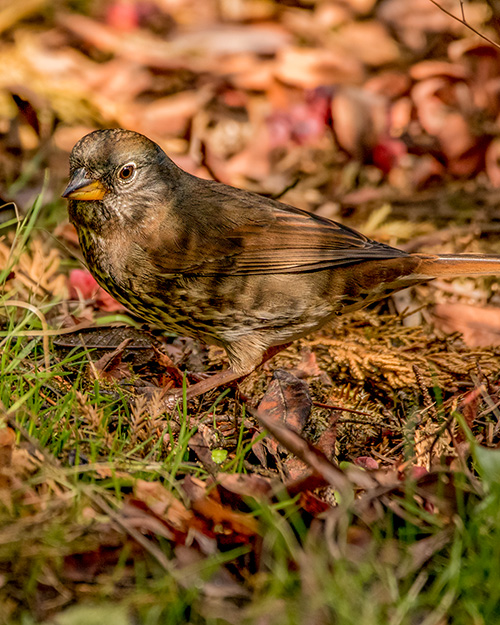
xmin=118 ymin=163 xmax=136 ymax=181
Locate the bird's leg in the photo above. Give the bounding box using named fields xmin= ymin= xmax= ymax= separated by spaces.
xmin=164 ymin=343 xmax=291 ymax=404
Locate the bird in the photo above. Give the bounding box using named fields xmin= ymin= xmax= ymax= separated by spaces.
xmin=63 ymin=128 xmax=500 ymax=399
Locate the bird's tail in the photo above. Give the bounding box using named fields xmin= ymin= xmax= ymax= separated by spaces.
xmin=329 ymin=253 xmax=500 ymax=316
xmin=413 ymin=254 xmax=500 ymax=279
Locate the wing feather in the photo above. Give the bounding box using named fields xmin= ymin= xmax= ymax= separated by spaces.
xmin=142 ymin=178 xmax=408 ymax=276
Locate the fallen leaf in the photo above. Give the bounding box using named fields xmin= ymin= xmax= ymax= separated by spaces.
xmin=216 ymin=473 xmax=273 ymax=504
xmin=275 ymin=46 xmax=364 ymax=89
xmin=69 ymin=269 xmax=125 ymax=312
xmin=105 ymin=0 xmax=140 ymax=31
xmin=254 ymin=373 xmax=376 ymax=492
xmin=332 ymin=86 xmax=388 ymax=159
xmin=433 ymin=303 xmax=500 ymax=347
xmin=0 ymin=426 xmax=15 ymax=470
xmin=252 ymin=370 xmax=312 ymax=477
xmin=133 ymin=479 xmax=193 ymax=533
xmin=365 ymin=71 xmax=411 ymax=99
xmin=354 ymin=456 xmax=379 ymax=470
xmin=485 ymin=137 xmax=500 ymax=187
xmin=333 ymin=20 xmax=400 ymax=67
xmin=120 ymin=90 xmax=207 ymax=138
xmin=410 ymin=60 xmax=468 ymax=81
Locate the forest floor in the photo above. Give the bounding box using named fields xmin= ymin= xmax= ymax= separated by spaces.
xmin=2 ymin=1 xmax=500 ymax=623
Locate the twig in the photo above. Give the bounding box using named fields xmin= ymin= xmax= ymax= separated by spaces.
xmin=312 ymin=401 xmax=372 ymax=417
xmin=337 ymin=418 xmax=399 ymax=431
xmin=428 ymin=0 xmax=500 ymax=52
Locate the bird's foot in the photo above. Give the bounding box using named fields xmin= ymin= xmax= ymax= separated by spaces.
xmin=159 ymin=367 xmax=245 ymax=408
xmin=158 ymin=343 xmax=292 ymax=409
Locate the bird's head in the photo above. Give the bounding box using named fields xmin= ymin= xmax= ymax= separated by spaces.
xmin=63 ymin=129 xmax=178 ymax=231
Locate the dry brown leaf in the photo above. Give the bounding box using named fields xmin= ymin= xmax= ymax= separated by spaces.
xmin=410 ymin=60 xmax=468 ymax=81
xmin=433 ymin=303 xmax=500 ymax=347
xmin=209 ymin=129 xmax=273 ymax=185
xmin=408 ymin=154 xmax=446 ymax=189
xmin=485 ymin=137 xmax=500 ymax=187
xmin=190 ymin=497 xmax=259 ymax=538
xmin=119 ymin=90 xmax=209 ymax=138
xmin=354 ymin=456 xmax=379 ymax=470
xmin=219 ymin=54 xmax=276 ymax=91
xmin=411 ymin=75 xmax=481 ymax=174
xmin=59 ymin=14 xmax=291 ymax=69
xmin=448 ymin=38 xmax=500 ymax=64
xmin=458 ymin=386 xmax=483 ymax=430
xmin=257 ymin=370 xmax=311 ymax=436
xmin=332 ymin=87 xmax=388 ymax=159
xmin=0 ymin=33 xmax=98 ymax=124
xmin=342 ymin=0 xmax=378 ymax=14
xmin=134 ymin=479 xmax=193 ymax=532
xmin=0 ymin=426 xmax=15 ymax=471
xmin=293 ymin=349 xmax=323 ymax=378
xmin=332 ymin=20 xmax=400 ymax=67
xmin=412 ymin=77 xmax=454 ymax=135
xmin=252 ymin=370 xmax=312 ymax=478
xmin=437 ymin=111 xmax=476 ymax=161
xmin=275 ymin=46 xmax=364 ymax=89
xmin=449 ymin=41 xmax=500 ymax=115
xmin=314 ymin=3 xmax=352 ymax=28
xmin=87 ymin=58 xmax=153 ymax=104
xmin=188 ymin=424 xmax=220 ymax=471
xmin=365 ymin=72 xmax=411 ymax=99
xmin=182 ymin=476 xmax=259 ymax=539
xmin=378 ymin=0 xmax=489 ymax=51
xmin=0 ymin=0 xmax=47 ymax=33
xmin=216 ymin=473 xmax=273 ymax=502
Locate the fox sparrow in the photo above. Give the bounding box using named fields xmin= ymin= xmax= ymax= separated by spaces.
xmin=63 ymin=129 xmax=500 ymax=398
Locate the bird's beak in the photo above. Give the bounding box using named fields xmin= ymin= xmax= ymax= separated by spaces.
xmin=62 ymin=168 xmax=107 ymax=201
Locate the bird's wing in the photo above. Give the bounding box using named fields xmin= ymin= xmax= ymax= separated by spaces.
xmin=143 ymin=181 xmax=408 ymax=276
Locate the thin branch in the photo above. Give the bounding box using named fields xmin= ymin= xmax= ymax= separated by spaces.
xmin=429 ymin=0 xmax=500 ymax=52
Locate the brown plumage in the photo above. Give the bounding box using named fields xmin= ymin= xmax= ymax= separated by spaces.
xmin=63 ymin=129 xmax=500 ymax=397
